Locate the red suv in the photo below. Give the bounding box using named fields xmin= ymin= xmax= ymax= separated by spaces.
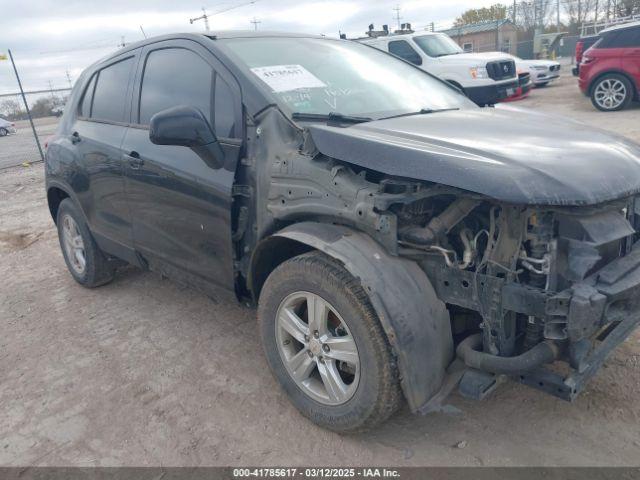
xmin=579 ymin=21 xmax=640 ymax=111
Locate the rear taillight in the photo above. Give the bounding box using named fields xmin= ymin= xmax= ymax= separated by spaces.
xmin=576 ymin=41 xmax=584 ymax=63
xmin=10 ymin=123 xmax=14 ymax=127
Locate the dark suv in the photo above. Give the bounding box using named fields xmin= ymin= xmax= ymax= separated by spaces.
xmin=46 ymin=32 xmax=640 ymax=432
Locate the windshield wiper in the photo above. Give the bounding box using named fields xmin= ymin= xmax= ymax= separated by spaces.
xmin=291 ymin=112 xmax=373 ymax=125
xmin=379 ymin=107 xmax=460 ymax=120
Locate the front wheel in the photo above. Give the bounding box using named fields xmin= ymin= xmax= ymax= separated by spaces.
xmin=0 ymin=128 xmax=7 ymax=137
xmin=258 ymin=252 xmax=403 ymax=432
xmin=591 ymin=74 xmax=633 ymax=111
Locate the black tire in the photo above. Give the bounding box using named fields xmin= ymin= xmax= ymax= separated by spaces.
xmin=56 ymin=198 xmax=115 ymax=287
xmin=0 ymin=128 xmax=7 ymax=137
xmin=258 ymin=251 xmax=403 ymax=432
xmin=535 ymin=82 xmax=549 ymax=88
xmin=590 ymin=74 xmax=634 ymax=112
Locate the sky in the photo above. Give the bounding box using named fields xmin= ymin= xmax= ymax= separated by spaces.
xmin=0 ymin=0 xmax=500 ymax=96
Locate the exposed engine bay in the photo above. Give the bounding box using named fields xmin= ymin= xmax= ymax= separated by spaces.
xmin=260 ymin=151 xmax=640 ymax=402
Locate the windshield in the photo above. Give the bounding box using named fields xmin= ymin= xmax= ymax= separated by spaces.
xmin=221 ymin=37 xmax=473 ymax=118
xmin=413 ymin=34 xmax=463 ymax=57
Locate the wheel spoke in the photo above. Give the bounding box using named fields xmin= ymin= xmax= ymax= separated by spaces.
xmin=306 ymin=293 xmax=328 ymax=336
xmin=323 ymin=335 xmax=358 ymax=366
xmin=286 ymin=348 xmax=316 ymax=382
xmin=317 ymin=360 xmax=348 ymax=402
xmin=279 ymin=307 xmax=309 ymax=344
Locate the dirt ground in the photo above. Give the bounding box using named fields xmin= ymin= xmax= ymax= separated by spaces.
xmin=1 ymin=70 xmax=640 ymax=467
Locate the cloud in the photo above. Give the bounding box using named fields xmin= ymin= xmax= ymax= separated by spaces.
xmin=0 ymin=0 xmax=499 ymax=95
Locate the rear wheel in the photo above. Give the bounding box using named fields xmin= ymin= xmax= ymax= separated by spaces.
xmin=0 ymin=128 xmax=7 ymax=137
xmin=56 ymin=198 xmax=115 ymax=287
xmin=258 ymin=252 xmax=402 ymax=432
xmin=591 ymin=74 xmax=633 ymax=111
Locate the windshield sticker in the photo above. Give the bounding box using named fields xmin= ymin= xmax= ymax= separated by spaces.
xmin=250 ymin=65 xmax=327 ymax=93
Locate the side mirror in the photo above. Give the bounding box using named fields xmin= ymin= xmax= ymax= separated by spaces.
xmin=149 ymin=105 xmax=224 ymax=169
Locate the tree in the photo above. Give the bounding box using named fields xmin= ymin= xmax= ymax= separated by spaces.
xmin=563 ymin=0 xmax=601 ymax=34
xmin=514 ymin=0 xmax=554 ymax=31
xmin=615 ymin=0 xmax=640 ymax=16
xmin=454 ymin=3 xmax=508 ymax=26
xmin=0 ymin=99 xmax=25 ymax=121
xmin=29 ymin=97 xmax=55 ymax=118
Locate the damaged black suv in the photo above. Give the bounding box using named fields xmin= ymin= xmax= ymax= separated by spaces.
xmin=45 ymin=32 xmax=640 ymax=432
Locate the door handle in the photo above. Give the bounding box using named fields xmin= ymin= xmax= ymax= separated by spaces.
xmin=124 ymin=151 xmax=144 ymax=169
xmin=70 ymin=131 xmax=81 ymax=144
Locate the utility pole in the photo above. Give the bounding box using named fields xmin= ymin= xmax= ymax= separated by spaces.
xmin=140 ymin=25 xmax=147 ymax=38
xmin=512 ymin=0 xmax=517 ymax=23
xmin=557 ymin=0 xmax=561 ymax=32
xmin=7 ymin=50 xmax=44 ymax=162
xmin=393 ymin=4 xmax=402 ymax=31
xmin=47 ymin=80 xmax=56 ymax=101
xmin=65 ymin=70 xmax=73 ymax=89
xmin=189 ymin=7 xmax=210 ymax=31
xmin=250 ymin=17 xmax=261 ymax=30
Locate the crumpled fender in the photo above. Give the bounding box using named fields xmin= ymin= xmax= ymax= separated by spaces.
xmin=274 ymin=222 xmax=453 ymax=412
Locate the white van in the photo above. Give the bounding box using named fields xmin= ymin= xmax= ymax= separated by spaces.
xmin=359 ymin=32 xmax=519 ymax=106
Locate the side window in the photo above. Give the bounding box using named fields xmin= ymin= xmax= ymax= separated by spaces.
xmin=608 ymin=28 xmax=640 ymax=48
xmin=214 ymin=76 xmax=236 ymax=138
xmin=139 ymin=48 xmax=213 ymax=126
xmin=91 ymin=57 xmax=135 ymax=123
xmin=79 ymin=74 xmax=97 ymax=117
xmin=388 ymin=40 xmax=422 ymax=65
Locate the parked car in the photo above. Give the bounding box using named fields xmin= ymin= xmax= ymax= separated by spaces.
xmin=510 ymin=55 xmax=561 ymax=87
xmin=578 ymin=20 xmax=640 ymax=111
xmin=0 ymin=117 xmax=17 ymax=136
xmin=46 ymin=32 xmax=640 ymax=432
xmin=358 ymin=32 xmax=518 ymax=106
xmin=572 ymin=34 xmax=600 ymax=76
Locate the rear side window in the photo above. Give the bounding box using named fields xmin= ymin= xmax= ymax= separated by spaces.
xmin=601 ymin=28 xmax=640 ymax=48
xmin=79 ymin=74 xmax=97 ymax=117
xmin=139 ymin=48 xmax=213 ymax=126
xmin=91 ymin=57 xmax=135 ymax=123
xmin=388 ymin=40 xmax=422 ymax=65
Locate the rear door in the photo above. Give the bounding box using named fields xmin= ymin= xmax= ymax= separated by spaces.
xmin=71 ymin=52 xmax=138 ymax=257
xmin=121 ymin=39 xmax=243 ymax=290
xmin=618 ymin=27 xmax=640 ymax=89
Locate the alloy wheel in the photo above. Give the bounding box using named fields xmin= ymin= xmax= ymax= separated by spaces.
xmin=275 ymin=291 xmax=360 ymax=405
xmin=594 ymin=78 xmax=627 ymax=110
xmin=61 ymin=214 xmax=86 ymax=275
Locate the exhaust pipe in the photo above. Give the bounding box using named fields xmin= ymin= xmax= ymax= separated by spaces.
xmin=456 ymin=333 xmax=561 ymax=375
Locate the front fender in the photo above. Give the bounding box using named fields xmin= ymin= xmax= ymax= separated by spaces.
xmin=274 ymin=222 xmax=453 ymax=412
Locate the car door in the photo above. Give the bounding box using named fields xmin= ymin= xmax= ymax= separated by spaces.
xmin=620 ymin=27 xmax=640 ymax=89
xmin=70 ymin=52 xmax=137 ymax=258
xmin=121 ymin=40 xmax=243 ymax=291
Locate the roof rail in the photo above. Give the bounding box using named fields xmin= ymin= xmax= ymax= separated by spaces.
xmin=580 ymin=14 xmax=640 ymax=37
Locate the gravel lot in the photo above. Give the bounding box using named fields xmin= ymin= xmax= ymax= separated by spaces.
xmin=1 ymin=69 xmax=640 ymax=467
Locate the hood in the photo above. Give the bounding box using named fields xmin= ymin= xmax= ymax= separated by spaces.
xmin=438 ymin=51 xmax=513 ymax=64
xmin=307 ymin=106 xmax=640 ymax=206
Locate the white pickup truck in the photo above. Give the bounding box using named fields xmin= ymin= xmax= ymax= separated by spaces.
xmin=359 ymin=32 xmax=519 ymax=106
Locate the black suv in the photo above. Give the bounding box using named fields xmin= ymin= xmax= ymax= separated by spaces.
xmin=46 ymin=32 xmax=640 ymax=432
